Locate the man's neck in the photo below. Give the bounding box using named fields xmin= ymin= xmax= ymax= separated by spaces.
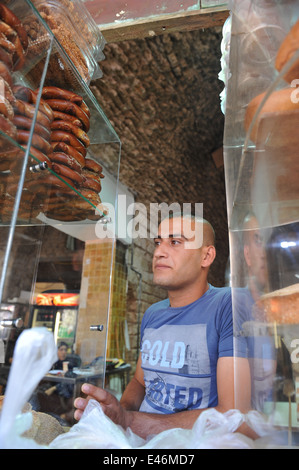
xmin=168 ymin=282 xmax=210 ymax=308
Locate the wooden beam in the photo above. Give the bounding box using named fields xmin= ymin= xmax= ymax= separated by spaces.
xmin=99 ymin=7 xmax=229 ymax=43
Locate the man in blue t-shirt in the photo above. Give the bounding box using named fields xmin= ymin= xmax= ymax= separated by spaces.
xmin=139 ymin=284 xmax=233 ymax=414
xmin=74 ymin=214 xmax=252 ymax=438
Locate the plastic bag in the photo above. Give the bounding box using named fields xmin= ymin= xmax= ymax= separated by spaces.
xmin=50 ymin=399 xmax=145 ymax=449
xmin=0 ymin=327 xmax=57 ymax=449
xmin=0 ymin=327 xmax=283 ymax=449
xmin=50 ymin=400 xmax=257 ymax=450
xmin=218 ymin=14 xmax=232 ymax=114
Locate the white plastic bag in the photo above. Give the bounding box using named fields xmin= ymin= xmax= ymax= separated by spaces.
xmin=50 ymin=399 xmax=145 ymax=449
xmin=50 ymin=400 xmax=257 ymax=449
xmin=0 ymin=327 xmax=57 ymax=449
xmin=0 ymin=327 xmax=281 ymax=449
xmin=142 ymin=408 xmax=255 ymax=449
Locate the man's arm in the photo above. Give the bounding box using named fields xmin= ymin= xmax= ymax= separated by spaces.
xmin=74 ymin=356 xmax=257 ymax=439
xmin=123 ymin=356 xmax=237 ymax=438
xmin=120 ymin=355 xmax=145 ymax=411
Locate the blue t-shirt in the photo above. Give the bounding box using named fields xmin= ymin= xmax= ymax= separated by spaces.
xmin=139 ymin=285 xmax=233 ymax=414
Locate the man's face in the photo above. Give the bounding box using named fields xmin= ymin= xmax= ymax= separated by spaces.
xmin=152 ymin=217 xmax=205 ymax=290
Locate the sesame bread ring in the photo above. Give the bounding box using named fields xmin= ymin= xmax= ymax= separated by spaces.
xmin=45 ymin=99 xmax=90 ymax=131
xmin=51 ymin=130 xmax=87 ymax=157
xmin=13 ymin=99 xmax=51 ymax=130
xmin=48 ymin=151 xmax=82 ymax=173
xmin=51 ymin=141 xmax=85 ymax=168
xmin=52 ymin=110 xmax=82 ymax=128
xmin=38 ymin=86 xmax=83 ymax=105
xmin=0 ymin=4 xmax=28 ymax=50
xmin=81 ymin=174 xmax=102 ymax=193
xmin=13 ymin=86 xmax=54 ymax=122
xmin=51 ymin=120 xmax=90 ymax=147
xmin=84 ymin=157 xmax=103 ymax=174
xmin=52 ymin=162 xmax=83 ymax=185
xmin=13 ymin=115 xmax=51 ymax=141
xmin=0 ymin=60 xmax=13 ymax=87
xmin=17 ymin=129 xmax=52 ymax=155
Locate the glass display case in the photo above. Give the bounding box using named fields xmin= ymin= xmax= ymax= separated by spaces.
xmin=0 ymin=0 xmax=121 ymax=424
xmin=224 ymin=0 xmax=299 ymax=446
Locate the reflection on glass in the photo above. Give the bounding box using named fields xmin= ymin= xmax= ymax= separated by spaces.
xmin=234 ymin=215 xmax=299 ymax=417
xmin=84 ymin=0 xmax=205 ymax=25
xmin=234 ymin=214 xmax=276 ymax=413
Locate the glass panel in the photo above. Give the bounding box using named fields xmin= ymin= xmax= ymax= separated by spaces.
xmin=0 ymin=0 xmax=120 ymax=427
xmin=84 ymin=0 xmax=202 ymax=26
xmin=224 ymin=0 xmax=299 ymax=445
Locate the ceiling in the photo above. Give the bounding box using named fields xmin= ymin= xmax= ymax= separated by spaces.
xmin=90 ymin=25 xmax=229 ymax=285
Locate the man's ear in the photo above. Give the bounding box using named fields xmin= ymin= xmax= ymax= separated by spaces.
xmin=201 ymin=245 xmax=216 ymax=268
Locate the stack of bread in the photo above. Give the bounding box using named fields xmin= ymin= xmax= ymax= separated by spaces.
xmin=245 ymin=18 xmax=299 ymax=145
xmin=0 ymin=4 xmax=28 ymax=163
xmin=0 ymin=79 xmax=17 ymax=170
xmin=246 ymin=19 xmax=299 ymax=326
xmin=0 ymin=4 xmax=36 ymax=221
xmin=276 ymin=19 xmax=299 ymax=85
xmin=82 ymin=158 xmax=104 ymax=200
xmin=0 ymin=6 xmax=105 ymax=223
xmin=1 ymin=83 xmax=105 ymax=222
xmin=23 ymin=0 xmax=91 ymax=85
xmin=12 ymin=85 xmax=54 ymax=170
xmin=80 ymin=157 xmax=105 ymax=220
xmin=255 ymin=284 xmax=299 ymax=325
xmin=35 ymin=86 xmax=102 ymax=221
xmin=40 ymin=85 xmax=90 ymax=191
xmin=245 ymin=18 xmax=299 ymax=209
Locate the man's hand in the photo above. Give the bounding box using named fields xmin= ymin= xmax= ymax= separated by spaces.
xmin=74 ymin=383 xmax=131 ymax=429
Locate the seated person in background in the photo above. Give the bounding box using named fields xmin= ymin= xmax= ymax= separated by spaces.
xmin=52 ymin=341 xmax=81 ymax=371
xmin=51 ymin=342 xmax=77 ymax=414
xmin=52 ymin=342 xmax=72 ymax=371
